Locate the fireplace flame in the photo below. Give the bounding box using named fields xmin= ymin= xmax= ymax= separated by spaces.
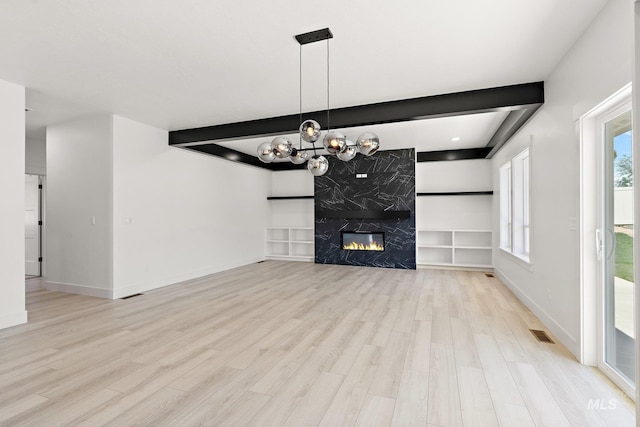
xmin=343 ymin=241 xmax=384 ymax=251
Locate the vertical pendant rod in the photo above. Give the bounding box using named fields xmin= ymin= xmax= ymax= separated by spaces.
xmin=299 ymin=44 xmax=303 ymax=149
xmin=326 ymin=38 xmax=331 ymax=132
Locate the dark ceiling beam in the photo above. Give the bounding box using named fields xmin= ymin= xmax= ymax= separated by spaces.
xmin=184 ymin=144 xmax=305 ymax=171
xmin=417 ymin=147 xmax=492 ymax=162
xmin=168 ymin=82 xmax=544 ymax=146
xmin=485 ymin=104 xmax=542 ymax=157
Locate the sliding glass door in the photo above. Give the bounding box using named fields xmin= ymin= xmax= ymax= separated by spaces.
xmin=599 ymin=102 xmax=635 ymax=393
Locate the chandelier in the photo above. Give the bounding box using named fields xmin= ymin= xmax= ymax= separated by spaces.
xmin=256 ymin=28 xmax=380 ymax=176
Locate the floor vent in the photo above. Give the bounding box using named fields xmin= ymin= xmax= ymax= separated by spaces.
xmin=485 ymin=273 xmax=495 ymax=278
xmin=121 ymin=293 xmax=143 ymax=300
xmin=530 ymin=329 xmax=554 ymax=344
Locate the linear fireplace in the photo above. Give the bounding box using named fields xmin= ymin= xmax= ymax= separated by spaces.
xmin=342 ymin=231 xmax=385 ymax=251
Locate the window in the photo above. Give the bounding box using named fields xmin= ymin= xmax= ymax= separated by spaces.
xmin=500 ymin=148 xmax=530 ymax=262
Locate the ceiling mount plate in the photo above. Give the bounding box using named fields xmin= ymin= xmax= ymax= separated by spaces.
xmin=295 ymin=28 xmax=333 ymax=45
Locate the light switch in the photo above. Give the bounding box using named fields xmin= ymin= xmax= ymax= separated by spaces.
xmin=568 ymin=217 xmax=577 ymax=230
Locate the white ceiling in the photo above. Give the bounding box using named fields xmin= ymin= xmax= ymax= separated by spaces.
xmin=0 ymin=0 xmax=607 ymax=149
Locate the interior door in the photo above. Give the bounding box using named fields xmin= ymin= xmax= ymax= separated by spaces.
xmin=24 ymin=174 xmax=40 ymax=277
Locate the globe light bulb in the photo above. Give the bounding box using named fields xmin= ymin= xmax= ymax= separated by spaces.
xmin=356 ymin=132 xmax=380 ymax=156
xmin=337 ymin=140 xmax=357 ymax=161
xmin=270 ymin=136 xmax=292 ymax=159
xmin=307 ymin=155 xmax=329 ymax=176
xmin=299 ymin=120 xmax=321 ymax=143
xmin=257 ymin=141 xmax=276 ymax=163
xmin=323 ymin=131 xmax=346 ymax=155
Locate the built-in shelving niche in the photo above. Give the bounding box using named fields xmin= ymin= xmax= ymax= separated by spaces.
xmin=265 ymin=227 xmax=314 ymax=261
xmin=417 ymin=229 xmax=492 ymax=269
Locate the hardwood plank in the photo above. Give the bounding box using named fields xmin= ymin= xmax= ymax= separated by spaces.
xmin=370 ymin=304 xmax=400 ymax=347
xmin=368 ymin=331 xmax=410 ymax=398
xmin=282 ymin=371 xmax=344 ymax=427
xmin=249 ymin=330 xmax=324 ymax=396
xmin=319 ymin=344 xmax=381 ymax=427
xmin=451 ymin=317 xmax=482 ymax=369
xmin=414 ymin=276 xmax=434 ymax=322
xmin=390 ymin=369 xmax=429 ymax=426
xmin=473 ymin=333 xmax=526 ymax=406
xmin=493 ymin=402 xmax=535 ymax=427
xmin=329 ymin=321 xmax=376 ymax=376
xmin=508 ymin=361 xmax=572 ymax=427
xmin=11 ymin=387 xmax=120 ymax=426
xmin=427 ymin=342 xmax=463 ymax=427
xmin=214 ymin=391 xmax=272 ymax=427
xmin=103 ymin=387 xmax=184 ymax=426
xmin=354 ymin=394 xmax=396 ymax=427
xmin=405 ymin=320 xmax=432 ymax=373
xmin=146 ymin=366 xmax=243 ymax=426
xmin=0 ymin=394 xmax=49 ymax=424
xmin=457 ymin=365 xmax=500 ymax=427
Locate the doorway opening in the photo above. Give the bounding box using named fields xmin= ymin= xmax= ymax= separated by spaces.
xmin=25 ymin=174 xmax=43 ymax=280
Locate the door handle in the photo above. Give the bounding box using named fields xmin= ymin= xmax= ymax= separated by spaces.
xmin=595 ymin=229 xmax=602 ymax=261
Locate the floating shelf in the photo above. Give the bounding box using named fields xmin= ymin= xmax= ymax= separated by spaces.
xmin=267 ymin=196 xmax=314 ymax=200
xmin=316 ymin=210 xmax=411 ymax=220
xmin=416 ymin=191 xmax=493 ymax=196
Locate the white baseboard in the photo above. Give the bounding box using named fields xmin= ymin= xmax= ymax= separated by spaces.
xmin=0 ymin=310 xmax=28 ymax=330
xmin=46 ymin=281 xmax=113 ymax=299
xmin=494 ymin=268 xmax=578 ymax=358
xmin=112 ymin=256 xmax=266 ymax=299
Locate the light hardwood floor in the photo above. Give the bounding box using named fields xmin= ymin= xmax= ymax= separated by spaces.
xmin=0 ymin=261 xmax=635 ymax=426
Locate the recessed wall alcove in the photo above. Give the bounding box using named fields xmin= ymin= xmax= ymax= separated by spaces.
xmin=314 ymin=148 xmax=416 ymax=269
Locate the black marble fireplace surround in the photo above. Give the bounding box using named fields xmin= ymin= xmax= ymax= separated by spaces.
xmin=315 ymin=148 xmax=416 ymax=269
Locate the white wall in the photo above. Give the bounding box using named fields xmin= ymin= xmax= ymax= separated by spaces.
xmin=269 ymin=170 xmax=314 ymax=227
xmin=45 ymin=114 xmax=271 ymax=299
xmin=0 ymin=79 xmax=27 ymax=329
xmin=111 ymin=116 xmax=271 ymax=298
xmin=492 ymin=0 xmax=634 ymax=357
xmin=46 ymin=116 xmax=113 ymax=297
xmin=25 ymin=138 xmax=46 ymax=175
xmin=416 ymin=159 xmax=492 ymax=230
